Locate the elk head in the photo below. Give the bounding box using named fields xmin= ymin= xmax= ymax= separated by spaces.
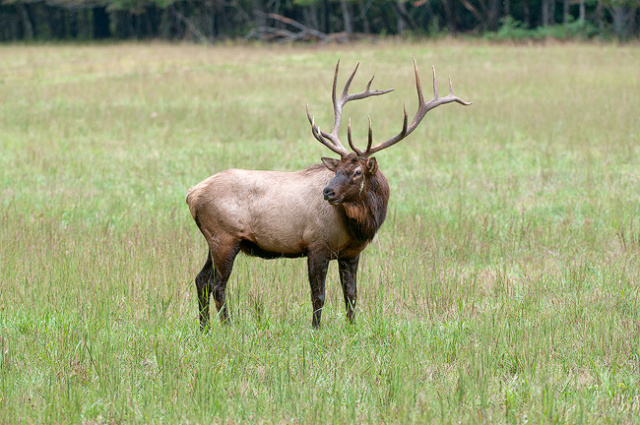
xmin=307 ymin=59 xmax=472 ymax=205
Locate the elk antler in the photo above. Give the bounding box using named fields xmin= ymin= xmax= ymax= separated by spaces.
xmin=362 ymin=58 xmax=472 ymax=157
xmin=307 ymin=60 xmax=394 ymax=157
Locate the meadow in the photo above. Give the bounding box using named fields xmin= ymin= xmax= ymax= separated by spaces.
xmin=1 ymin=40 xmax=639 ymax=424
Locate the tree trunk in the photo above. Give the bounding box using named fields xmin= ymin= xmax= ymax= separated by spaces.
xmin=595 ymin=2 xmax=604 ymax=32
xmin=541 ymin=0 xmax=551 ymax=26
xmin=488 ymin=0 xmax=499 ymax=30
xmin=460 ymin=0 xmax=484 ymax=29
xmin=359 ymin=0 xmax=371 ymax=34
xmin=440 ymin=0 xmax=456 ymax=33
xmin=159 ymin=7 xmax=173 ymax=39
xmin=302 ymin=4 xmax=319 ymax=30
xmin=54 ymin=7 xmax=66 ymax=38
xmin=397 ymin=11 xmax=406 ymax=34
xmin=322 ymin=0 xmax=330 ymax=33
xmin=18 ymin=3 xmax=34 ymax=40
xmin=563 ymin=0 xmax=570 ymax=24
xmin=611 ymin=5 xmax=632 ymax=39
xmin=80 ymin=9 xmax=91 ymax=39
xmin=253 ymin=0 xmax=266 ymax=29
xmin=631 ymin=7 xmax=639 ymax=37
xmin=68 ymin=9 xmax=79 ymax=39
xmin=340 ymin=1 xmax=353 ymax=35
xmin=394 ymin=1 xmax=417 ymax=33
xmin=579 ymin=0 xmax=585 ymax=22
xmin=93 ymin=6 xmax=111 ymax=39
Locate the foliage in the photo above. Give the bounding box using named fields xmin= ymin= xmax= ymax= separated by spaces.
xmin=601 ymin=0 xmax=640 ymax=6
xmin=0 ymin=0 xmax=638 ymax=41
xmin=485 ymin=15 xmax=602 ymax=41
xmin=537 ymin=17 xmax=602 ymax=39
xmin=485 ymin=15 xmax=531 ymax=40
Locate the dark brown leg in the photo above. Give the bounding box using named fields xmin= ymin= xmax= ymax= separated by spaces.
xmin=211 ymin=242 xmax=240 ymax=325
xmin=338 ymin=255 xmax=359 ymax=324
xmin=307 ymin=252 xmax=330 ymax=328
xmin=195 ymin=251 xmax=214 ymax=331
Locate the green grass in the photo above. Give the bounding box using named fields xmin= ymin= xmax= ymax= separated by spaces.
xmin=1 ymin=41 xmax=640 ymax=424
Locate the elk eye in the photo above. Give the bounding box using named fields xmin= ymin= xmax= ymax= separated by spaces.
xmin=354 ymin=170 xmax=362 ymax=176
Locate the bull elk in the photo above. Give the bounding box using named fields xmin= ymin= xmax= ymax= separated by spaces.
xmin=186 ymin=59 xmax=471 ymax=329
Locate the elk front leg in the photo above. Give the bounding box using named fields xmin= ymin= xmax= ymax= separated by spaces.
xmin=196 ymin=251 xmax=214 ymax=330
xmin=307 ymin=253 xmax=330 ymax=328
xmin=338 ymin=255 xmax=359 ymax=323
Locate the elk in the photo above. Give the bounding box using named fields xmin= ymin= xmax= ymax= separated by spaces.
xmin=186 ymin=59 xmax=471 ymax=329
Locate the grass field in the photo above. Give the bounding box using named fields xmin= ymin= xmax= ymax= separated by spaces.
xmin=1 ymin=40 xmax=639 ymax=424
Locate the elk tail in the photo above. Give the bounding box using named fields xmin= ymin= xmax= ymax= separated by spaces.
xmin=186 ymin=186 xmax=199 ymax=221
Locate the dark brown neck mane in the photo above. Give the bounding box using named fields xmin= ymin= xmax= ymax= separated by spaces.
xmin=342 ymin=173 xmax=390 ymax=243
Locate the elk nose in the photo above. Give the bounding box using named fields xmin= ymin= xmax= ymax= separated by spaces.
xmin=323 ymin=187 xmax=335 ymax=200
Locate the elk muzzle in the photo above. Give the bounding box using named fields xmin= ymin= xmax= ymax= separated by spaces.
xmin=323 ymin=185 xmax=338 ymax=204
xmin=323 ymin=172 xmax=354 ymax=205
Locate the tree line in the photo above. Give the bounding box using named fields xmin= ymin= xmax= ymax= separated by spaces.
xmin=1 ymin=0 xmax=639 ymax=42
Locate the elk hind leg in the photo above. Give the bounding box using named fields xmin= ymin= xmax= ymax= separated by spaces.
xmin=195 ymin=250 xmax=214 ymax=331
xmin=211 ymin=240 xmax=240 ymax=325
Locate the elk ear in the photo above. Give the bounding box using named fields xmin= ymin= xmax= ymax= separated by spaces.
xmin=366 ymin=157 xmax=378 ymax=175
xmin=321 ymin=157 xmax=340 ymax=172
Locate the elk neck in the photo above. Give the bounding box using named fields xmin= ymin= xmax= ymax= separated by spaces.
xmin=341 ymin=172 xmax=390 ymax=243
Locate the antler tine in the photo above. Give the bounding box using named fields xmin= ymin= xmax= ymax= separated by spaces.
xmin=431 ymin=65 xmax=438 ymax=99
xmin=365 ymin=76 xmax=373 ymax=91
xmin=400 ymin=103 xmax=408 ymax=137
xmin=308 ymin=60 xmax=395 ymax=158
xmin=414 ymin=58 xmax=425 ymax=105
xmin=365 ymin=59 xmax=472 ymax=157
xmin=366 ymin=116 xmax=373 ymax=154
xmin=363 ymin=104 xmax=407 ymax=157
xmin=340 ymin=62 xmax=361 ymax=103
xmin=347 ymin=119 xmax=364 ymax=156
xmin=306 ymin=103 xmax=349 ymax=156
xmin=335 ymin=64 xmax=393 ymax=155
xmin=331 ymin=60 xmax=340 ymax=121
xmin=325 ymin=62 xmax=361 ymax=154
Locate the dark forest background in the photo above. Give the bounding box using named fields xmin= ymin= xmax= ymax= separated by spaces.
xmin=1 ymin=0 xmax=639 ymax=42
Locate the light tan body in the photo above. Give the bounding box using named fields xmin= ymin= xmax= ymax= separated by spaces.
xmin=187 ymin=164 xmax=359 ymax=258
